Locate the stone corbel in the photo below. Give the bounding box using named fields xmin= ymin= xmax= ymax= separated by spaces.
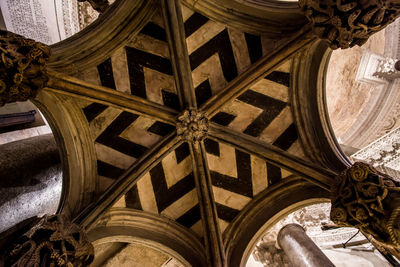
xmin=1 ymin=214 xmax=94 ymax=267
xmin=299 ymin=0 xmax=400 ymax=49
xmin=330 ymin=162 xmax=400 ymax=250
xmin=0 ymin=30 xmax=51 ymax=106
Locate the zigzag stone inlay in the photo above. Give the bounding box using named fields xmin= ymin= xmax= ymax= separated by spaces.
xmin=205 ymin=139 xmax=293 ymax=232
xmin=124 ymin=143 xmax=203 ymax=237
xmin=81 ymin=102 xmax=175 ymax=193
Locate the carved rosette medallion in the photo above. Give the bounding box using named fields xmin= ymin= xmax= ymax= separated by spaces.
xmin=177 ymin=109 xmax=209 ymax=142
xmin=299 ymin=0 xmax=400 ymax=49
xmin=0 ymin=30 xmax=51 ymax=106
xmin=5 ymin=215 xmax=94 ymax=267
xmin=78 ymin=0 xmax=110 ymax=13
xmin=330 ymin=162 xmax=400 ymax=248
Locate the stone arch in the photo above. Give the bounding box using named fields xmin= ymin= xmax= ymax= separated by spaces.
xmin=87 ymin=208 xmax=208 ymax=267
xmin=224 ymin=177 xmax=329 ymax=267
xmin=33 ymin=89 xmax=97 ymax=218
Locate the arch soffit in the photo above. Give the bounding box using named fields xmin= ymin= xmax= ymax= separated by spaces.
xmin=33 ymin=89 xmax=97 ymax=219
xmin=88 ymin=208 xmax=208 ymax=267
xmin=48 ymin=0 xmax=158 ymax=74
xmin=181 ymin=0 xmax=307 ymax=36
xmin=223 ymin=177 xmax=329 ymax=267
xmin=291 ymin=40 xmax=351 ymax=172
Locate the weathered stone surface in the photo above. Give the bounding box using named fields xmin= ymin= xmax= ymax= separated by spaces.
xmin=0 ymin=30 xmax=50 ymax=106
xmin=3 ymin=214 xmax=94 ymax=267
xmin=299 ymin=0 xmax=400 ymax=49
xmin=331 ymin=162 xmax=400 ymax=248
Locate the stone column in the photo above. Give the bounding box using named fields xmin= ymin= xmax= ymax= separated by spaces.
xmin=0 ymin=134 xmax=62 ymax=233
xmin=277 ymin=224 xmax=335 ymax=267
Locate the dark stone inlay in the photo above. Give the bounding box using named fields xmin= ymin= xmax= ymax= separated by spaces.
xmin=210 ymin=149 xmax=253 ymax=197
xmin=82 ymin=103 xmax=108 ymax=123
xmin=161 ymin=89 xmax=180 ymax=110
xmin=96 ymin=111 xmax=148 ymax=158
xmin=265 ymin=71 xmax=290 ymax=87
xmin=97 ymin=58 xmax=116 ymax=89
xmin=125 ymin=185 xmax=142 ymax=210
xmin=184 ymin=12 xmax=209 ymax=38
xmin=97 ymin=160 xmax=125 ymax=179
xmin=176 ymin=204 xmax=201 ymax=228
xmin=140 ymin=22 xmax=167 ymax=42
xmin=175 ymin=142 xmax=190 ymax=164
xmin=195 ymin=79 xmax=212 ymax=106
xmin=267 ymin=163 xmax=282 ymax=186
xmin=215 ymin=203 xmax=240 ymax=223
xmin=210 ymin=112 xmax=236 ymax=126
xmin=147 ymin=121 xmax=175 ymax=137
xmin=150 ymin=163 xmax=196 ymax=212
xmin=238 ymin=89 xmax=286 ymax=137
xmin=244 ymin=33 xmax=263 ymax=64
xmin=204 ymin=138 xmax=220 ymax=157
xmin=125 ymin=46 xmax=174 ymax=101
xmin=272 ymin=123 xmax=298 ymax=151
xmin=189 ymin=29 xmax=238 ymax=83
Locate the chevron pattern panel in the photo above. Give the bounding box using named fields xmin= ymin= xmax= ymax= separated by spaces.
xmin=182 ymin=5 xmax=272 ymax=106
xmin=122 ymin=143 xmax=203 ymax=237
xmin=81 ymin=102 xmax=175 ymax=192
xmin=210 ymin=59 xmax=306 ymax=158
xmin=204 ymin=139 xmax=293 ymax=232
xmin=77 ymin=10 xmax=180 ymax=110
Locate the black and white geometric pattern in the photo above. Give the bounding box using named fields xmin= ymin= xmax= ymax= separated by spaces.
xmin=210 ymin=59 xmax=306 ymax=158
xmin=123 ymin=142 xmax=203 ymax=237
xmin=182 ymin=6 xmax=270 ymax=106
xmin=81 ymin=102 xmax=175 ymax=192
xmin=81 ymin=11 xmax=180 ymax=110
xmin=204 ymin=139 xmax=293 ymax=232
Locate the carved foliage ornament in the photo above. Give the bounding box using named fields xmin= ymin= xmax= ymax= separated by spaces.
xmin=331 ymin=162 xmax=400 ymax=248
xmin=5 ymin=215 xmax=94 ymax=267
xmin=299 ymin=0 xmax=400 ymax=49
xmin=0 ymin=30 xmax=51 ymax=107
xmin=78 ymin=0 xmax=110 ymax=13
xmin=177 ymin=109 xmax=209 ymax=142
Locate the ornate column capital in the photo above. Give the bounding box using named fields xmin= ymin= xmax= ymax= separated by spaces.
xmin=0 ymin=30 xmax=51 ymax=106
xmin=330 ymin=162 xmax=400 ymax=249
xmin=3 ymin=214 xmax=94 ymax=267
xmin=299 ymin=0 xmax=400 ymax=49
xmin=78 ymin=0 xmax=110 ymax=13
xmin=176 ymin=109 xmax=209 ymax=142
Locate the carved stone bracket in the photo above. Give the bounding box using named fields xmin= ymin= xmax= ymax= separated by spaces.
xmin=4 ymin=214 xmax=94 ymax=267
xmin=78 ymin=0 xmax=110 ymax=13
xmin=176 ymin=109 xmax=208 ymax=142
xmin=0 ymin=30 xmax=51 ymax=107
xmin=299 ymin=0 xmax=400 ymax=49
xmin=330 ymin=162 xmax=400 ymax=249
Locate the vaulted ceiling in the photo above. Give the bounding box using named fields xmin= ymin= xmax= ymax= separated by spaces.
xmin=37 ymin=0 xmax=349 ymax=266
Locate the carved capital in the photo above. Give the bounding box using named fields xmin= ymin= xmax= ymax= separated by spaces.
xmin=78 ymin=0 xmax=110 ymax=13
xmin=330 ymin=162 xmax=400 ymax=248
xmin=299 ymin=0 xmax=400 ymax=49
xmin=4 ymin=215 xmax=94 ymax=267
xmin=177 ymin=109 xmax=209 ymax=142
xmin=0 ymin=30 xmax=51 ymax=107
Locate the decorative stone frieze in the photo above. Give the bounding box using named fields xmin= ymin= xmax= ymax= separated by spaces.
xmin=299 ymin=0 xmax=400 ymax=49
xmin=0 ymin=30 xmax=51 ymax=107
xmin=176 ymin=109 xmax=208 ymax=142
xmin=374 ymin=57 xmax=400 ymax=80
xmin=330 ymin=162 xmax=400 ymax=248
xmin=78 ymin=0 xmax=110 ymax=13
xmin=4 ymin=214 xmax=94 ymax=267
